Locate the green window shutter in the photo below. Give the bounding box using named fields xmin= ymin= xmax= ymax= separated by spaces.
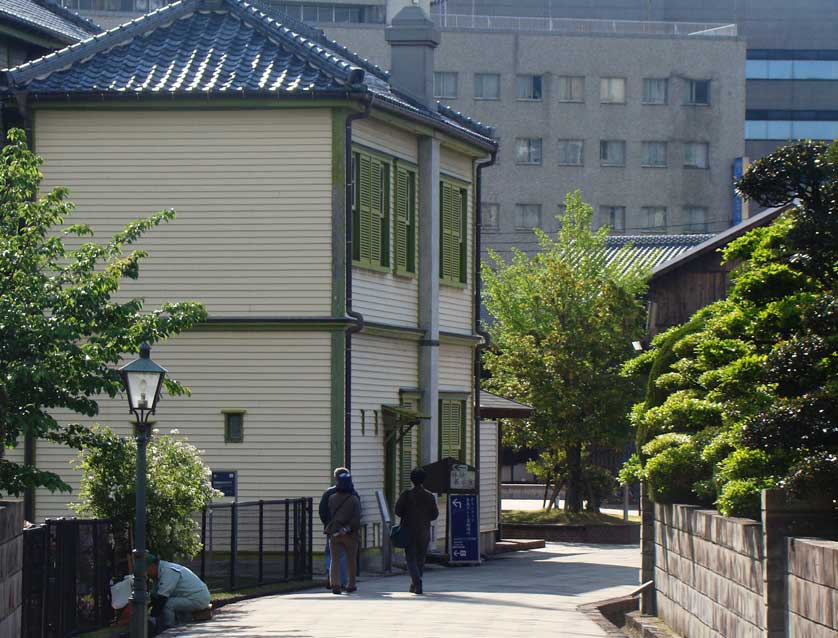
xmin=439 ymin=399 xmax=463 ymax=459
xmin=352 ymin=152 xmax=361 ymax=261
xmin=369 ymin=158 xmax=382 ymax=265
xmin=399 ymin=428 xmax=413 ymax=492
xmin=358 ymin=153 xmax=373 ymax=263
xmin=395 ymin=167 xmax=409 ymax=273
xmin=459 ymin=188 xmax=468 ymax=284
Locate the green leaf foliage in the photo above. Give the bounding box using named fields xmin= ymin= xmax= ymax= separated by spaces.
xmin=0 ymin=129 xmax=207 ymax=495
xmin=482 ymin=191 xmax=650 ymax=511
xmin=72 ymin=427 xmax=222 ymax=561
xmin=622 ymin=140 xmax=838 ymax=517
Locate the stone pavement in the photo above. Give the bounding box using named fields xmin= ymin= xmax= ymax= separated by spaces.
xmin=170 ymin=543 xmax=640 ymax=638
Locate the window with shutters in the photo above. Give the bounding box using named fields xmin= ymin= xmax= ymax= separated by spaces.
xmin=399 ymin=427 xmax=414 ymax=492
xmin=439 ymin=180 xmax=468 ymax=286
xmin=439 ymin=399 xmax=466 ymax=462
xmin=352 ymin=150 xmax=390 ymax=270
xmin=393 ymin=164 xmax=416 ymax=276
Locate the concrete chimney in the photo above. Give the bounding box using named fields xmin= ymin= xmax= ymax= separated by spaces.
xmin=385 ymin=4 xmax=440 ymax=110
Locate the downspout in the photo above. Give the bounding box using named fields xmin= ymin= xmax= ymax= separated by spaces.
xmin=474 ymin=150 xmax=497 ymax=540
xmin=344 ymin=97 xmax=372 ymax=469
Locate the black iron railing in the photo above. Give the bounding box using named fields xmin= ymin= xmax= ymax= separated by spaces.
xmin=188 ymin=498 xmax=313 ymax=592
xmin=22 ymin=519 xmax=114 ymax=638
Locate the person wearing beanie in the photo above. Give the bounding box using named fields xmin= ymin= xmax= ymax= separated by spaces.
xmin=326 ymin=472 xmax=362 ymax=594
xmin=319 ymin=466 xmax=360 ymax=590
xmin=394 ymin=467 xmax=439 ymax=595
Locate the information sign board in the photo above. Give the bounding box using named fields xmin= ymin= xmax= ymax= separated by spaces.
xmin=448 ymin=494 xmax=480 ymax=564
xmin=211 ymin=471 xmax=237 ymax=497
xmin=450 ymin=464 xmax=476 ymax=491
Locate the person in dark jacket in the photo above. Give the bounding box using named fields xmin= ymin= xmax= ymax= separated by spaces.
xmin=394 ymin=467 xmax=439 ymax=595
xmin=326 ymin=472 xmax=362 ymax=594
xmin=318 ymin=466 xmax=360 ymax=590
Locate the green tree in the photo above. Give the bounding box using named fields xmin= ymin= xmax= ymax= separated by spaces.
xmin=72 ymin=427 xmax=221 ymax=561
xmin=0 ymin=128 xmax=206 ymax=496
xmin=482 ymin=191 xmax=650 ymax=512
xmin=622 ymin=141 xmax=838 ymax=519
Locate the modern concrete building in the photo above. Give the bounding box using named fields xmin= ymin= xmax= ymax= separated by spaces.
xmin=66 ymin=0 xmax=747 ymax=251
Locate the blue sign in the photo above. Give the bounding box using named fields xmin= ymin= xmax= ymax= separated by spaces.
xmin=448 ymin=494 xmax=480 ymax=564
xmin=211 ymin=471 xmax=237 ymax=497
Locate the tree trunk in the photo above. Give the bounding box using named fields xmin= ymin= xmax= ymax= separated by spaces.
xmin=564 ymin=443 xmax=583 ymax=513
xmin=542 ymin=479 xmax=551 ymax=510
xmin=546 ymin=478 xmax=562 ymax=512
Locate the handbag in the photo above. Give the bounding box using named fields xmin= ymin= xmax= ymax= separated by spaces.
xmin=389 ymin=523 xmax=410 ymax=549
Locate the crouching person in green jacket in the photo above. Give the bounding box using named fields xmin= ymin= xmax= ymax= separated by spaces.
xmin=147 ymin=553 xmax=211 ymax=632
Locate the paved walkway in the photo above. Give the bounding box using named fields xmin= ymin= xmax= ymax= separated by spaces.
xmin=171 ymin=543 xmax=639 ymax=638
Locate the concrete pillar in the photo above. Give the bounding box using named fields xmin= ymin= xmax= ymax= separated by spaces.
xmin=761 ymin=488 xmax=836 ymax=638
xmin=639 ymin=480 xmax=656 ymax=615
xmin=418 ymin=136 xmax=440 ymax=465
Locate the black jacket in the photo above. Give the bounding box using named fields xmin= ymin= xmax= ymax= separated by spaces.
xmin=395 ymin=486 xmax=439 ymax=546
xmin=319 ymin=485 xmax=360 ymax=528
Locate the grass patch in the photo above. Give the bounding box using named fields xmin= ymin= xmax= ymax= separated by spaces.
xmin=502 ymin=510 xmax=640 ymax=525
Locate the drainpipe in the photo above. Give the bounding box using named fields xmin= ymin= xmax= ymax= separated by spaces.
xmin=473 ymin=150 xmax=497 ymax=540
xmin=344 ymin=97 xmax=372 ymax=469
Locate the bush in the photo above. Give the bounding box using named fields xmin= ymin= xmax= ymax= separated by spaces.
xmin=72 ymin=427 xmax=221 ymax=562
xmin=583 ymin=465 xmax=617 ymax=511
xmin=644 ymin=442 xmax=708 ymax=504
xmin=641 ymin=433 xmax=692 ymax=458
xmin=717 ymin=477 xmax=776 ymax=520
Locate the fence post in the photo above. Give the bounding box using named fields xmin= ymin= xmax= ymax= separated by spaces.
xmin=284 ymin=501 xmax=289 ymax=581
xmin=639 ymin=480 xmax=656 ymax=615
xmin=200 ymin=509 xmax=207 ymax=581
xmin=258 ymin=501 xmax=264 ymax=586
xmin=230 ymin=503 xmax=238 ymax=591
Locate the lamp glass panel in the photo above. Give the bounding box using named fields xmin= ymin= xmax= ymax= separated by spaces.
xmin=126 ymin=371 xmax=163 ymax=410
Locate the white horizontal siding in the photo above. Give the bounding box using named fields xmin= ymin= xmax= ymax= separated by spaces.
xmin=351 ymin=333 xmax=418 ymax=534
xmin=440 ymin=146 xmax=474 ymax=183
xmin=480 ymin=420 xmax=499 ymax=533
xmin=439 ymin=182 xmax=474 ymax=334
xmin=34 ymin=109 xmax=334 ymax=318
xmin=439 ymin=344 xmax=475 ymax=470
xmin=23 ymin=331 xmax=333 ymax=522
xmin=352 ymin=117 xmax=420 ymax=327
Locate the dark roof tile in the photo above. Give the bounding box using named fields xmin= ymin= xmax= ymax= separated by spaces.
xmin=0 ymin=0 xmax=100 ymax=45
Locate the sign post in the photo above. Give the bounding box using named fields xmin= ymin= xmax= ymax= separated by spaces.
xmin=448 ymin=493 xmax=480 ymax=564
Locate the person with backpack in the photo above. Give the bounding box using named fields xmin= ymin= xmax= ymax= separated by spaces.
xmin=318 ymin=466 xmax=359 ymax=590
xmin=325 ymin=472 xmax=361 ymax=594
xmin=394 ymin=468 xmax=439 ymax=595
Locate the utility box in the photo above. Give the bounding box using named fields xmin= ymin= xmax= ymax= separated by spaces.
xmin=421 ymin=457 xmax=477 ymax=494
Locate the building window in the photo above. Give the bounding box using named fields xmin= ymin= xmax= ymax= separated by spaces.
xmin=434 ymin=72 xmax=458 ymax=98
xmin=515 ymin=138 xmax=543 ymax=165
xmin=685 ymin=206 xmax=709 ymax=233
xmin=641 ymin=141 xmax=668 ymax=167
xmin=399 ymin=425 xmax=414 ymax=492
xmin=642 ymin=206 xmax=668 ymax=232
xmin=642 ymin=78 xmax=668 ymax=104
xmin=440 ymin=180 xmax=467 ymax=285
xmin=684 ymin=142 xmax=709 ymax=168
xmin=600 ymin=206 xmax=626 ymax=233
xmin=353 ymin=150 xmax=390 ymax=269
xmin=394 ymin=164 xmax=416 ymax=275
xmin=439 ymin=399 xmax=466 ymax=462
xmin=474 ymin=73 xmax=500 ymax=100
xmin=600 ymin=140 xmax=626 ymax=166
xmin=685 ymin=79 xmax=710 ymax=105
xmin=516 ymin=74 xmax=543 ymax=100
xmin=600 ymin=77 xmax=626 ymax=104
xmin=483 ymin=203 xmax=500 ymax=231
xmin=557 ymin=140 xmax=584 ymax=166
xmin=223 ymin=410 xmax=245 ymax=443
xmin=514 ymin=204 xmax=542 ymax=230
xmin=558 ymin=76 xmax=585 ymax=102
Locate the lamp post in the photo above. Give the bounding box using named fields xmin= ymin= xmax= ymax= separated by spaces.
xmin=119 ymin=343 xmax=167 ymax=638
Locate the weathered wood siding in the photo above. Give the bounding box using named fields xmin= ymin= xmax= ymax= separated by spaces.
xmin=352 ymin=117 xmax=420 ymax=328
xmin=440 ymin=149 xmax=474 ymax=335
xmin=479 ymin=420 xmax=499 ymax=534
xmin=13 ymin=331 xmax=333 ymax=522
xmin=351 ymin=333 xmax=418 ymax=533
xmin=34 ymin=109 xmax=334 ymax=318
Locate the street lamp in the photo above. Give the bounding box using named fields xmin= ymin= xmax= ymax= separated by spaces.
xmin=119 ymin=342 xmax=167 ymax=638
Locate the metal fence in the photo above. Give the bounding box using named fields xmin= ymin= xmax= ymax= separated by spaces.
xmin=187 ymin=498 xmax=313 ymax=592
xmin=431 ymin=13 xmax=737 ymax=37
xmin=22 ymin=519 xmax=115 ymax=638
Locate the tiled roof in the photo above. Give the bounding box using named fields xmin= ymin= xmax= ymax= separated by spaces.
xmin=479 ymin=391 xmax=533 ymax=419
xmin=605 ymin=234 xmax=714 ymax=272
xmin=0 ymin=0 xmax=100 ymax=45
xmin=4 ymin=0 xmax=495 ymax=147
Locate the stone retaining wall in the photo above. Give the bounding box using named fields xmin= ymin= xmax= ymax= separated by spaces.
xmin=503 ymin=522 xmax=640 ymax=544
xmin=0 ymin=500 xmax=23 ymax=638
xmin=654 ymin=503 xmax=764 ymax=638
xmin=786 ymin=538 xmax=838 ymax=638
